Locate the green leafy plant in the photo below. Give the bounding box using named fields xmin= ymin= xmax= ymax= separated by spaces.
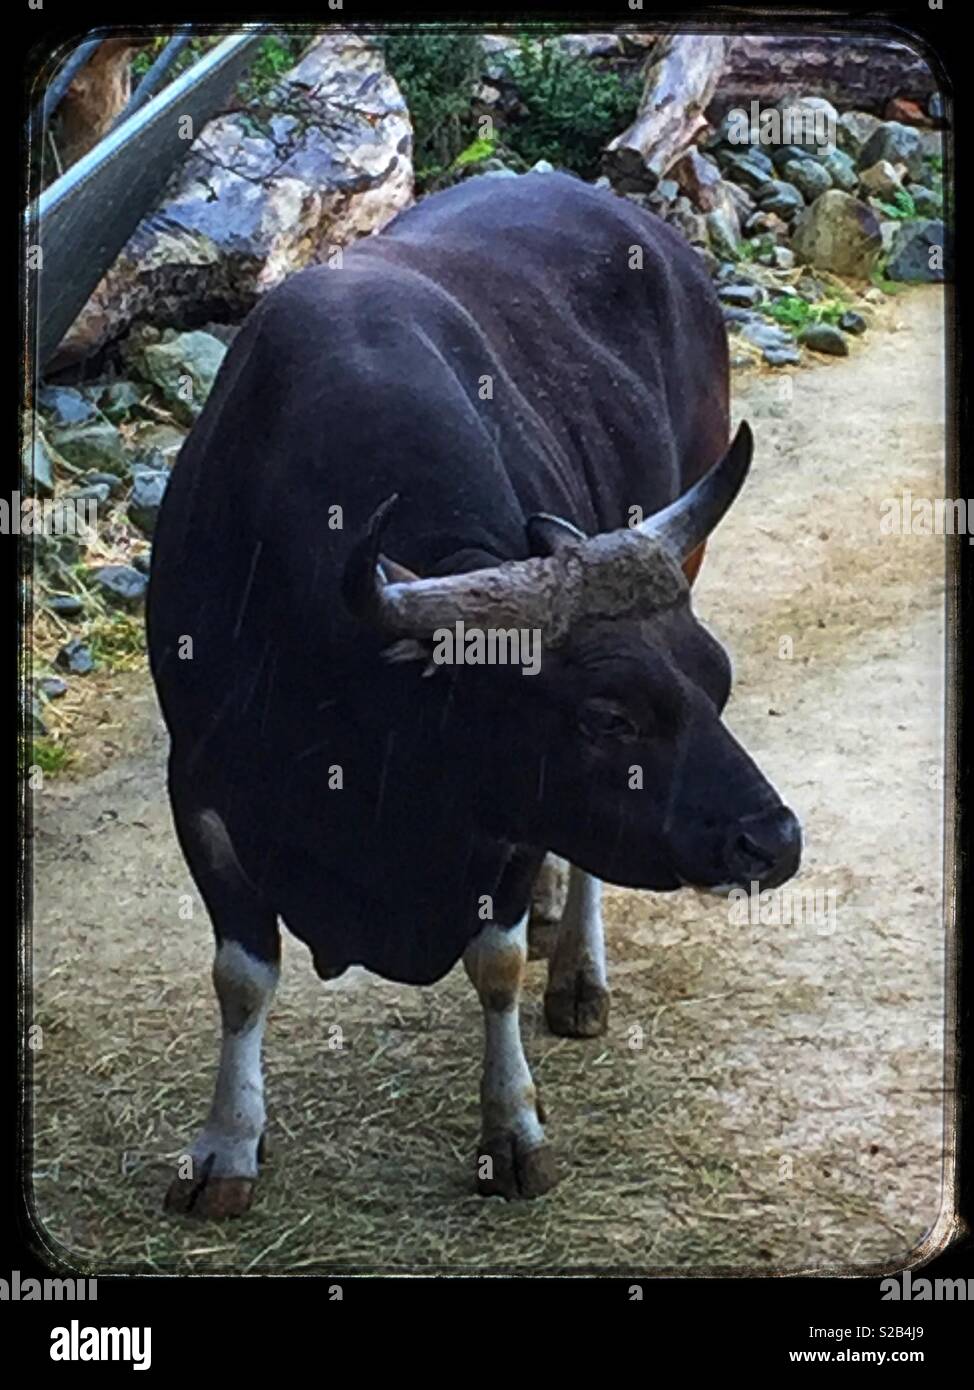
xmin=31 ymin=738 xmax=70 ymax=776
xmin=869 ymin=256 xmax=905 ymax=295
xmin=762 ymin=296 xmax=846 ymax=334
xmin=499 ymin=38 xmax=641 ymax=178
xmin=240 ymin=32 xmax=309 ymax=101
xmin=451 ymin=134 xmax=497 ymax=170
xmin=379 ymin=32 xmax=485 ymax=189
xmin=873 ymin=187 xmax=917 ymax=221
xmin=87 ymin=611 xmax=146 ymax=671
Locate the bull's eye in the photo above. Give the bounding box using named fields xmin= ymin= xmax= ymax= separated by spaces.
xmin=579 ymin=699 xmax=639 ymax=742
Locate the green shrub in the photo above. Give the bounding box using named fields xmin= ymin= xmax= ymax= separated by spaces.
xmin=498 ymin=38 xmax=641 ymax=178
xmin=379 ymin=32 xmax=485 ymax=188
xmin=763 ymin=296 xmax=846 ymax=334
xmin=873 ymin=187 xmax=917 ymax=222
xmin=241 ymin=32 xmax=310 ymax=100
xmin=31 ymin=738 xmax=70 ymax=776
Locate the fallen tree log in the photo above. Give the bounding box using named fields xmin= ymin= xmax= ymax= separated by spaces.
xmin=603 ymin=35 xmax=727 ymax=191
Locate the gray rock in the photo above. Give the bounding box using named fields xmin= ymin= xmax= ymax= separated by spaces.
xmin=49 ymin=421 xmax=127 ymax=475
xmin=782 ymin=158 xmax=832 ymax=202
xmin=129 ymin=427 xmax=186 ymax=469
xmin=838 ymin=311 xmax=868 ymax=335
xmin=529 ymin=159 xmax=557 ymax=175
xmin=770 ymin=144 xmax=819 ymax=171
xmin=906 ymin=183 xmax=941 ymax=217
xmin=857 ymin=121 xmax=925 ymax=181
xmin=791 ymin=190 xmax=883 ymax=278
xmin=128 ymin=469 xmax=169 ymax=537
xmin=98 ymin=380 xmax=144 ymax=422
xmin=763 ymin=345 xmax=801 ymax=367
xmin=859 ymin=160 xmax=905 ymax=200
xmin=656 ymin=178 xmax=679 ymax=203
xmin=93 ymin=565 xmax=149 ymax=609
xmin=798 ymin=323 xmax=849 ymax=356
xmin=56 ymin=638 xmax=94 ymax=674
xmin=722 ymin=306 xmax=759 ymax=323
xmin=775 ymin=95 xmax=838 ymax=155
xmin=38 ymin=676 xmax=68 ymax=700
xmin=23 ymin=430 xmax=56 ymax=498
xmin=36 ymin=385 xmax=98 ymax=427
xmin=928 ymin=91 xmax=944 ymax=123
xmin=718 ymin=283 xmax=765 ymax=307
xmin=706 ymin=208 xmax=740 ymax=259
xmin=83 ymin=471 xmax=125 ymax=496
xmin=666 ymin=198 xmax=708 ymax=246
xmin=885 ymin=219 xmax=947 ymax=282
xmin=31 ymin=698 xmax=47 ymax=737
xmin=879 ymin=220 xmax=900 ymax=254
xmin=723 ymin=180 xmax=756 ymax=221
xmin=721 ymin=152 xmax=776 ymax=192
xmin=46 ymin=594 xmax=84 ymax=618
xmin=135 ymin=331 xmax=227 ymax=425
xmin=837 ymin=111 xmax=883 ymax=159
xmin=756 ymin=180 xmax=805 ymax=220
xmin=740 ymin=319 xmax=794 ymax=352
xmin=822 ymin=149 xmax=859 ymax=192
xmin=917 ymin=129 xmax=943 ymax=162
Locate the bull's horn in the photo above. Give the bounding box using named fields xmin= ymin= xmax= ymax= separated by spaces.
xmin=635 ymin=421 xmax=753 ymax=560
xmin=343 ymin=494 xmax=563 ymax=637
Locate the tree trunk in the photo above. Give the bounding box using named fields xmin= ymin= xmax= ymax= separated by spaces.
xmin=603 ymin=35 xmax=727 ymax=191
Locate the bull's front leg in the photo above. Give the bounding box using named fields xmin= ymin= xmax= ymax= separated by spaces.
xmin=544 ymin=866 xmax=610 ymax=1038
xmin=463 ymin=915 xmax=560 ymax=1199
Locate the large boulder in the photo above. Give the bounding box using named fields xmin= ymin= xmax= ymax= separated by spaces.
xmin=55 ymin=34 xmax=414 ymax=366
xmin=791 ymin=190 xmax=883 ymax=279
xmin=885 ymin=220 xmax=947 ymax=282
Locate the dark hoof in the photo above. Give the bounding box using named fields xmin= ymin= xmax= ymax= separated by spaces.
xmin=476 ymin=1137 xmax=561 ymax=1200
xmin=544 ymin=979 xmax=610 ymax=1038
xmin=163 ymin=1152 xmax=259 ymax=1219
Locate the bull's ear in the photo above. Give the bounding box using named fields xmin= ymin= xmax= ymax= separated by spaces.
xmin=526 ymin=513 xmax=587 ymax=556
xmin=382 ymin=637 xmax=440 ymax=678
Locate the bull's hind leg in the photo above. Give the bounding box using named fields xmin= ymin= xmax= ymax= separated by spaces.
xmin=464 ymin=914 xmax=560 ymax=1199
xmin=544 ymin=866 xmax=610 ymax=1038
xmin=527 ymin=853 xmax=569 ymax=960
xmin=164 ymin=803 xmax=280 ymax=1219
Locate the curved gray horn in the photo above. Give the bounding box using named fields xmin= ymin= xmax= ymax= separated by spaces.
xmin=343 ymin=495 xmax=562 ymax=637
xmin=636 ymin=421 xmax=753 ymax=560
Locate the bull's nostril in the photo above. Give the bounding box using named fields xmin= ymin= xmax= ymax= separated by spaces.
xmin=735 ymin=833 xmax=775 ymax=872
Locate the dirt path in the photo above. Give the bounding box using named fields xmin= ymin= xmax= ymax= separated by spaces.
xmin=31 ymin=287 xmax=949 ymax=1274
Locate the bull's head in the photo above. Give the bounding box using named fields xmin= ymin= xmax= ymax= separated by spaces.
xmin=343 ymin=422 xmax=801 ymax=894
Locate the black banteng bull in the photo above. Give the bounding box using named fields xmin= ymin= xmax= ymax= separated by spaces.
xmin=148 ymin=171 xmax=801 ymax=1214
